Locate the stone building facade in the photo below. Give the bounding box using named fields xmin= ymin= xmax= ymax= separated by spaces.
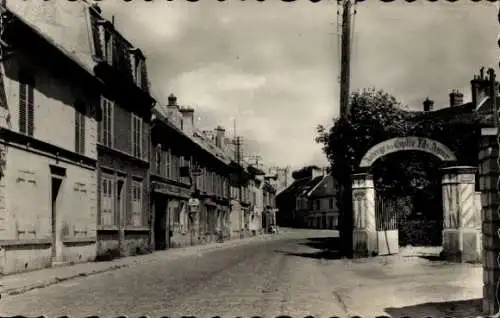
xmin=0 ymin=7 xmax=99 ymax=273
xmin=87 ymin=5 xmax=155 ymax=259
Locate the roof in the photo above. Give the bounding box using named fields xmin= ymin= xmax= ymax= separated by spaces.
xmin=297 ymin=176 xmax=324 ymax=197
xmin=153 ymin=107 xmax=232 ymax=167
xmin=277 ymin=177 xmax=319 ymax=201
xmin=401 ymin=102 xmax=475 ymax=122
xmin=192 ymin=130 xmax=233 ymax=165
xmin=3 ymin=4 xmax=97 ymax=81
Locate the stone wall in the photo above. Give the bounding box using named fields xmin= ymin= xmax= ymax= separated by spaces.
xmin=479 ymin=133 xmax=500 ymax=314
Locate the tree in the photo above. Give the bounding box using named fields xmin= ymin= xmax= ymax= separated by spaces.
xmin=316 ymin=88 xmax=408 ymax=183
xmin=316 ymin=88 xmax=482 ymax=252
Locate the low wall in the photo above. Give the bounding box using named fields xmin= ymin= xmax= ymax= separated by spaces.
xmin=399 ymin=220 xmax=442 ymax=246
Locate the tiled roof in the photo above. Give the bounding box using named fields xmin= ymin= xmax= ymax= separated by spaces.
xmin=4 ymin=3 xmax=97 ymax=80
xmin=297 ymin=176 xmax=324 ymax=197
xmin=276 ymin=177 xmax=315 ymax=200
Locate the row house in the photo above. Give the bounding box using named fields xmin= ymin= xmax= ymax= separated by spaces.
xmin=263 ymin=174 xmax=278 ymax=231
xmin=247 ymin=165 xmax=266 ymax=235
xmin=152 ymin=94 xmax=234 ymax=248
xmin=87 ymin=5 xmax=155 ymax=258
xmin=303 ymin=174 xmax=339 ymax=230
xmin=0 ymin=5 xmax=101 ymax=273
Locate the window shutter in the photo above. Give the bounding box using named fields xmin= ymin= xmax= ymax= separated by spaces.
xmin=140 ymin=59 xmax=148 ymax=91
xmin=90 ymin=13 xmax=103 ymax=59
xmin=27 ymin=80 xmax=34 ymax=137
xmin=139 ymin=118 xmax=143 ymax=159
xmin=100 ymin=98 xmax=106 ymax=144
xmin=80 ymin=111 xmax=86 ymax=154
xmin=75 ymin=109 xmax=80 ymax=153
xmin=18 ymin=82 xmax=26 ymax=134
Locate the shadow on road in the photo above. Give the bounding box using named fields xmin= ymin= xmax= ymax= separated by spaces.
xmin=275 ymin=236 xmax=343 ymax=260
xmin=384 ymin=298 xmax=482 ymax=318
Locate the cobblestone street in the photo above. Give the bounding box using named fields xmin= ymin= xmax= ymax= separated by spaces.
xmin=0 ymin=229 xmax=482 ymax=317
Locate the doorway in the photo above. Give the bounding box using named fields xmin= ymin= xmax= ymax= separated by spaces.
xmin=51 ymin=176 xmax=63 ymax=259
xmin=154 ymin=195 xmax=168 ymax=250
xmin=116 ymin=178 xmax=125 ymax=225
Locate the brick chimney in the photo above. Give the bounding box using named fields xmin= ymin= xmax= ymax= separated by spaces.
xmin=179 ymin=107 xmax=195 ymax=137
xmin=423 ymin=97 xmax=434 ymax=112
xmin=214 ymin=126 xmax=225 ymax=148
xmin=449 ymin=89 xmax=464 ymax=107
xmin=167 ymin=93 xmax=178 ymax=108
xmin=471 ymin=66 xmax=491 ymax=108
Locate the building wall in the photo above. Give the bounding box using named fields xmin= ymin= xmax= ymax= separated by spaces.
xmin=479 ymin=133 xmax=500 ymax=314
xmin=3 ymin=52 xmax=98 ymax=160
xmin=0 ymin=148 xmax=97 ymax=274
xmin=0 ymin=50 xmax=98 ymax=274
xmin=97 ymin=151 xmax=150 ymax=257
xmin=230 ymin=199 xmax=242 ymax=239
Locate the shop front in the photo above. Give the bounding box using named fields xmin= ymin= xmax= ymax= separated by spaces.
xmin=151 ymin=181 xmax=191 ymax=249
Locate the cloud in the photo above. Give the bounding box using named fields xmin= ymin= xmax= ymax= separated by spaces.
xmin=96 ymin=0 xmax=497 ymax=171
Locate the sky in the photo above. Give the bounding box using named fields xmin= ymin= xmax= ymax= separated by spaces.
xmin=96 ymin=0 xmax=498 ymax=171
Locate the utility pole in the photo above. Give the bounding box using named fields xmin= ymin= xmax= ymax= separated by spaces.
xmin=339 ymin=0 xmax=352 ymax=117
xmin=235 ymin=136 xmax=244 ymax=238
xmin=338 ymin=0 xmax=355 ymax=258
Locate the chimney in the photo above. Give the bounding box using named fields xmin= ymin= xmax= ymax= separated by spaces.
xmin=167 ymin=93 xmax=178 ymax=108
xmin=214 ymin=126 xmax=225 ymax=148
xmin=179 ymin=107 xmax=194 ymax=136
xmin=471 ymin=66 xmax=491 ymax=108
xmin=423 ymin=97 xmax=434 ymax=112
xmin=449 ymin=89 xmax=464 ymax=107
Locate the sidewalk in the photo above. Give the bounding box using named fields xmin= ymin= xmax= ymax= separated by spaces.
xmin=0 ymin=233 xmax=278 ymax=298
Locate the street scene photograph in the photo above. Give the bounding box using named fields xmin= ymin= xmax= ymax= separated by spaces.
xmin=0 ymin=0 xmax=498 ymax=317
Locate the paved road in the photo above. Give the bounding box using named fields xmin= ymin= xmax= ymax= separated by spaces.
xmin=0 ymin=229 xmax=483 ymax=317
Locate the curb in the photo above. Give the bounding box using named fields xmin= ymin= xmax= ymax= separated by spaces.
xmin=2 ymin=264 xmax=128 ymax=297
xmin=0 ymin=234 xmax=278 ymax=298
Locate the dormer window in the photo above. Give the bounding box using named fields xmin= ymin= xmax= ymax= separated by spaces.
xmin=129 ymin=48 xmax=144 ymax=88
xmin=96 ymin=19 xmax=114 ymax=65
xmin=104 ymin=28 xmax=113 ymax=65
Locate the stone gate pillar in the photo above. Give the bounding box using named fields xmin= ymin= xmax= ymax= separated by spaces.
xmin=351 ymin=173 xmax=376 ymax=257
xmin=441 ymin=166 xmax=481 ymax=263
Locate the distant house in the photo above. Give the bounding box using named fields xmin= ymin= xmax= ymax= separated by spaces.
xmin=276 ymin=177 xmax=314 ymax=228
xmin=299 ymin=175 xmax=339 ymax=229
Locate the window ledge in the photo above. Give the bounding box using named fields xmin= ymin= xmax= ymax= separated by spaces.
xmin=0 ymin=238 xmax=51 ymax=247
xmin=62 ymin=236 xmax=97 ymax=244
xmin=124 ymin=227 xmax=149 ymax=232
xmin=98 ymin=225 xmax=119 ymax=231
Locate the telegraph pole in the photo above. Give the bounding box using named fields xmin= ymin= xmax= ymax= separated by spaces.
xmin=235 ymin=136 xmax=244 ymax=238
xmin=339 ymin=0 xmax=352 ymax=117
xmin=338 ymin=0 xmax=355 ymax=258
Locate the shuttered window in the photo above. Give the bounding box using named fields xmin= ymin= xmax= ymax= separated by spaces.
xmin=18 ymin=72 xmax=34 ymax=136
xmin=131 ymin=114 xmax=142 ymax=158
xmin=104 ymin=29 xmax=114 ymax=66
xmin=130 ymin=180 xmax=143 ymax=226
xmin=74 ymin=99 xmax=86 ymax=155
xmin=100 ymin=97 xmax=114 ymax=148
xmin=100 ymin=175 xmax=115 ymax=226
xmin=134 ymin=55 xmax=143 ymax=88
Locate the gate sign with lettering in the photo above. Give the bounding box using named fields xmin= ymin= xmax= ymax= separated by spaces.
xmin=359 ymin=137 xmax=457 ymax=168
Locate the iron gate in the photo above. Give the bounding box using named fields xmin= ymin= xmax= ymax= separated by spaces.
xmin=375 ymin=188 xmax=399 ymax=231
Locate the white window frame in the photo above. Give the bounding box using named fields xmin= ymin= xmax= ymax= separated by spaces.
xmin=103 ymin=27 xmax=113 ymax=65
xmin=131 ymin=180 xmax=143 ymax=226
xmin=131 ymin=114 xmax=143 ymax=158
xmin=100 ymin=97 xmax=114 ymax=148
xmin=135 ymin=55 xmax=143 ymax=88
xmin=100 ymin=174 xmax=115 ymax=226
